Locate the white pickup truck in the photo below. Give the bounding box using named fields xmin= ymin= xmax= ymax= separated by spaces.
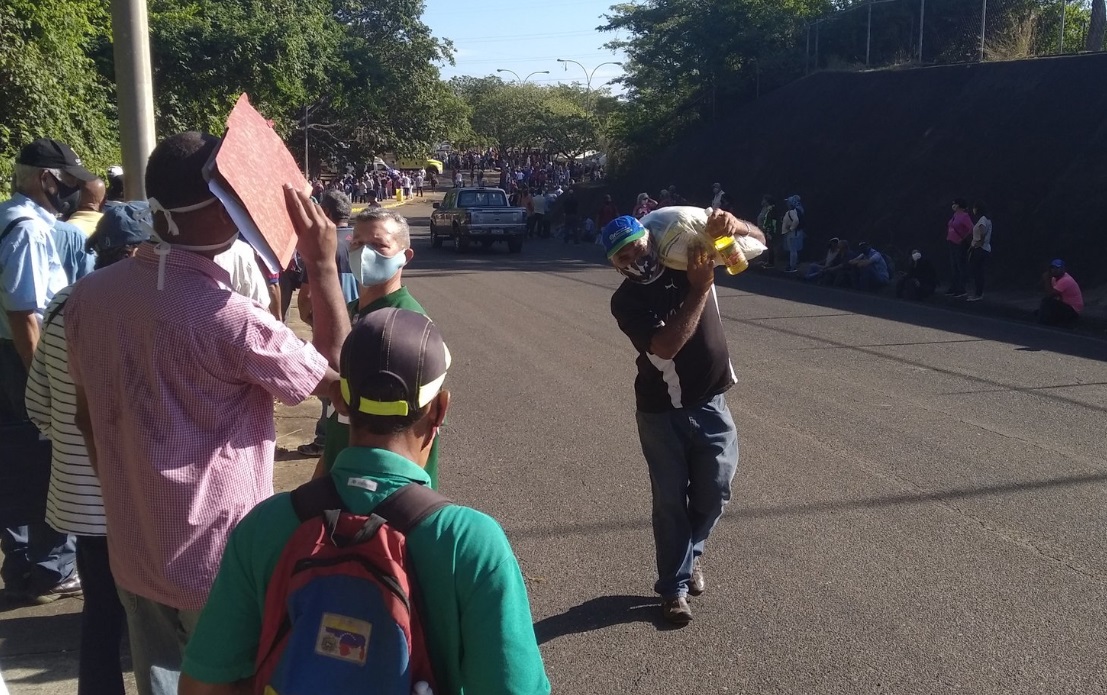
xmin=430 ymin=187 xmax=527 ymax=253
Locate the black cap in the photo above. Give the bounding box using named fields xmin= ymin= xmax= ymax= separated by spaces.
xmin=16 ymin=139 xmax=97 ymax=182
xmin=340 ymin=308 xmax=451 ymax=418
xmin=86 ymin=203 xmax=152 ymax=255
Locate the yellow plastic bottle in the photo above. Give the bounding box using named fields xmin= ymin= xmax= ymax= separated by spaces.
xmin=713 ymin=235 xmax=749 ymax=275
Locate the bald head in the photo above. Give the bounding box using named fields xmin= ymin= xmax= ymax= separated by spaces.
xmin=79 ymin=178 xmax=106 ymax=212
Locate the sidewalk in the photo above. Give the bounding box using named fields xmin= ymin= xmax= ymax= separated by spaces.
xmin=754 ymin=262 xmax=1107 ymax=339
xmin=351 ymin=190 xmax=437 ymax=213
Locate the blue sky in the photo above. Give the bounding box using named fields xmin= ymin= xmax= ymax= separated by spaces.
xmin=422 ymin=0 xmax=628 ymax=94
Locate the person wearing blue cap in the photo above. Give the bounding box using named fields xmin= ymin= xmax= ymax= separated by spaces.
xmin=23 ymin=202 xmax=150 ymax=695
xmin=600 ymin=210 xmax=764 ymax=625
xmin=1039 ymin=259 xmax=1083 ymax=326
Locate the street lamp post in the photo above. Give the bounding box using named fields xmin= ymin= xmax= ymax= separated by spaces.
xmin=980 ymin=0 xmax=988 ymax=62
xmin=555 ymin=59 xmax=623 ymax=91
xmin=110 ymin=0 xmax=157 ymax=199
xmin=1059 ymin=0 xmax=1068 ymax=54
xmin=496 ymin=69 xmax=551 ymax=85
xmin=919 ymin=0 xmax=926 ymax=62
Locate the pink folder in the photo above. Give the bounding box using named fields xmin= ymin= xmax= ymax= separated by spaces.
xmin=208 ymin=94 xmax=309 ymax=273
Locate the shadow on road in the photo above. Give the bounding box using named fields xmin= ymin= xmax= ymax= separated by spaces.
xmin=509 ymin=471 xmax=1107 ymax=542
xmin=533 ymin=594 xmax=676 ymax=643
xmin=722 ymin=272 xmax=1107 ymax=363
xmin=0 ymin=610 xmax=80 ymax=653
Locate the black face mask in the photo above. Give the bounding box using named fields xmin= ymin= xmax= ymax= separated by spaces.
xmin=45 ymin=173 xmax=80 ymax=218
xmin=616 ymin=246 xmax=664 ymax=284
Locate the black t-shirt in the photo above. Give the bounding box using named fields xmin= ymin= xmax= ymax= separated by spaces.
xmin=611 ymin=267 xmax=735 ymax=413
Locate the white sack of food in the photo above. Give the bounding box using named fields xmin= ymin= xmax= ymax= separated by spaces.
xmin=639 ymin=206 xmax=767 ymax=271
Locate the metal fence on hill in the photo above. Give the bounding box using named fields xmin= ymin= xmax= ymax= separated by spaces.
xmin=804 ymin=0 xmax=1092 ymax=74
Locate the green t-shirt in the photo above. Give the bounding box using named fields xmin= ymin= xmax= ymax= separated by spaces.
xmin=323 ymin=286 xmax=441 ymax=489
xmin=182 ymin=448 xmax=550 ymax=695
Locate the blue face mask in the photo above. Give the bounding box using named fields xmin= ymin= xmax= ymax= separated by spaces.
xmin=350 ymin=245 xmax=407 ymax=287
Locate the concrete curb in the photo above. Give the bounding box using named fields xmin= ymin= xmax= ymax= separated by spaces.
xmin=750 ymin=262 xmax=1107 ymax=339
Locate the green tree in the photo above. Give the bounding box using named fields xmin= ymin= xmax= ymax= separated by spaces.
xmin=1089 ymin=0 xmax=1106 ymax=50
xmin=149 ymin=0 xmax=339 ymax=136
xmin=601 ymin=0 xmax=828 ymax=158
xmin=449 ymin=78 xmax=609 ymax=160
xmin=145 ymin=0 xmax=465 ymax=176
xmin=0 ymin=0 xmax=118 ymax=197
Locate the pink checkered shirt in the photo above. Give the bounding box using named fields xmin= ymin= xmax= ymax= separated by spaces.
xmin=66 ymin=244 xmax=327 ymax=610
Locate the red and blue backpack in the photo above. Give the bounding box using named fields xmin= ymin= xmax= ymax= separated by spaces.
xmin=254 ymin=477 xmax=450 ymax=695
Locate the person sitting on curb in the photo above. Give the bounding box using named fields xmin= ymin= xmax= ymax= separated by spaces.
xmin=1038 ymin=259 xmax=1083 ymax=326
xmin=179 ymin=309 xmax=551 ymax=695
xmin=847 ymin=242 xmax=890 ymax=292
xmin=804 ymin=237 xmax=844 ymax=283
xmin=895 ymin=250 xmax=938 ymax=301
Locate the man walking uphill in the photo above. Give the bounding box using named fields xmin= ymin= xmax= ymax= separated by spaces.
xmin=601 ymin=213 xmax=762 ymax=625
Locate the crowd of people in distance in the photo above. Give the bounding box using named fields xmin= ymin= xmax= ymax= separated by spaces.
xmin=311 ymin=166 xmax=437 ymax=206
xmin=626 ymin=185 xmax=1087 ymax=328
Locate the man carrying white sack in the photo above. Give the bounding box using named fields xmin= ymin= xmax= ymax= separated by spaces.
xmin=600 ymin=210 xmax=765 ymax=626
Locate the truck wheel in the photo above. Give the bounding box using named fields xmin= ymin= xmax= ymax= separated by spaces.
xmin=454 ymin=233 xmax=470 ymax=253
xmin=431 ymin=227 xmax=443 ymax=248
xmin=508 ymin=239 xmax=523 ymax=253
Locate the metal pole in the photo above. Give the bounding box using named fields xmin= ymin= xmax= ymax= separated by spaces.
xmin=586 ymin=62 xmax=623 ymax=92
xmin=1059 ymin=0 xmax=1068 ymax=54
xmin=110 ymin=0 xmax=156 ymax=200
xmin=805 ymin=23 xmax=811 ymax=75
xmin=919 ymin=0 xmax=926 ymax=62
xmin=815 ymin=20 xmax=820 ymax=71
xmin=867 ymin=1 xmax=873 ymax=66
xmin=557 ymin=59 xmax=591 ymax=90
xmin=980 ymin=0 xmax=988 ymax=62
xmin=303 ymin=104 xmax=309 ymax=179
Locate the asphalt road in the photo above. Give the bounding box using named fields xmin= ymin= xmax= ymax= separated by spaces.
xmin=3 ymin=193 xmax=1106 ymax=693
xmin=398 ymin=197 xmax=1107 ymax=694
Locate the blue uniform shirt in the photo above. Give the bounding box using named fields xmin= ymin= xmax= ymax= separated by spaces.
xmin=0 ymin=194 xmax=69 ymax=340
xmin=52 ymin=219 xmax=95 ymax=284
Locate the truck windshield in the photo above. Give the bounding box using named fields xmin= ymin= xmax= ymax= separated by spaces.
xmin=457 ymin=190 xmax=508 ymax=207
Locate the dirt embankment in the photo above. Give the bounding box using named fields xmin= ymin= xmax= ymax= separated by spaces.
xmin=611 ymin=53 xmax=1107 ymax=290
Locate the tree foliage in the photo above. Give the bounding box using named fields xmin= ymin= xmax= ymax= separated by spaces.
xmin=1 ymin=0 xmax=465 ymax=193
xmin=0 ymin=0 xmax=118 ymax=197
xmin=602 ymin=0 xmax=1099 ymax=165
xmin=449 ymin=77 xmax=613 ymax=159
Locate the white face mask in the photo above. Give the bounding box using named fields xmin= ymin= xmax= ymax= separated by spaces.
xmin=138 ymin=188 xmax=238 ymax=290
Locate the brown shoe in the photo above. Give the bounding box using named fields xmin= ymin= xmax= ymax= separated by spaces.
xmin=688 ymin=559 xmax=706 ymax=597
xmin=661 ymin=596 xmax=693 ymax=625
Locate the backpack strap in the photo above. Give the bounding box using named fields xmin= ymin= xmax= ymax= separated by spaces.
xmin=290 ymin=477 xmax=451 ymax=536
xmin=0 ymin=217 xmax=33 ymax=246
xmin=290 ymin=475 xmax=347 ymax=521
xmin=372 ymin=483 xmax=452 ymax=535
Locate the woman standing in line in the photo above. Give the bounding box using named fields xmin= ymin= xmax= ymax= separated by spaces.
xmin=968 ymin=202 xmax=992 ymax=302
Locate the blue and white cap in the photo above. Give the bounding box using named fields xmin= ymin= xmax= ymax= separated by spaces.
xmin=601 ymin=216 xmax=647 ymax=259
